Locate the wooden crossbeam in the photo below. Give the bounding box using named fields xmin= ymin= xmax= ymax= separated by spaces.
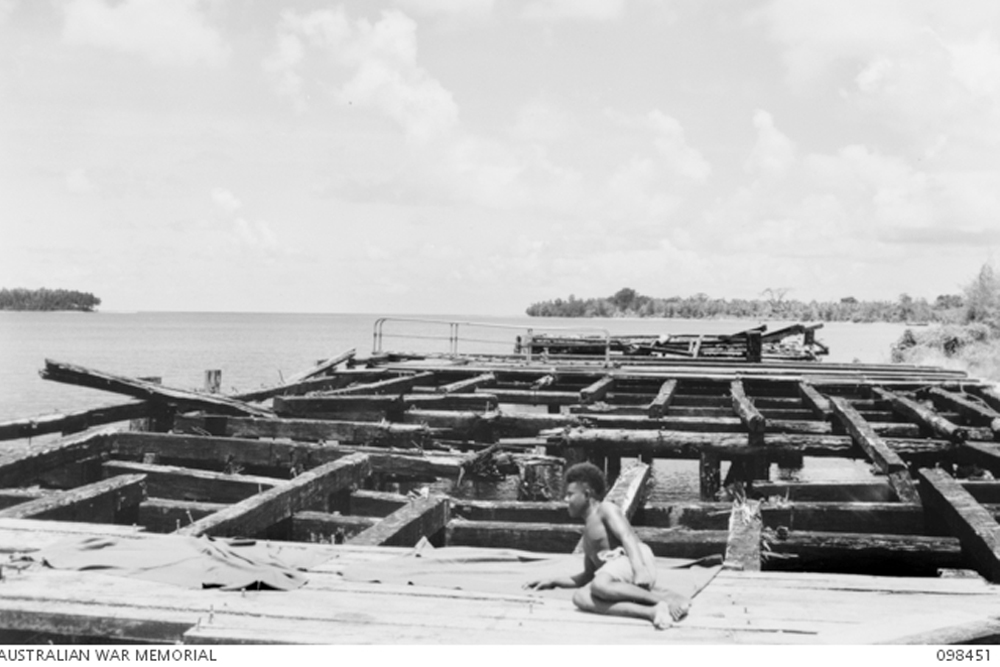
xmin=173 ymin=414 xmax=436 ymax=448
xmin=436 ymin=373 xmax=496 ymax=395
xmin=291 ymin=511 xmax=378 ymax=542
xmin=102 ymin=460 xmax=283 ymax=504
xmin=579 ymin=375 xmax=615 ymax=405
xmin=798 ymin=381 xmax=833 ymax=419
xmin=647 ymin=379 xmax=678 ymax=418
xmin=232 ymin=369 xmax=385 ymax=403
xmin=0 ymin=474 xmax=146 ymax=523
xmin=274 ymin=394 xmax=497 ymax=419
xmin=40 ymin=359 xmax=273 ymax=418
xmin=873 ymin=387 xmax=968 ymax=443
xmin=0 ymin=428 xmax=115 ymax=487
xmin=0 ymin=400 xmax=152 ymax=441
xmin=730 ymin=381 xmax=765 ymax=433
xmin=285 ymin=349 xmax=356 ymax=384
xmin=138 ymin=498 xmax=227 ymax=533
xmin=924 ymin=387 xmax=1000 ymax=439
xmin=329 ymin=372 xmax=436 ymax=396
xmin=918 ymin=467 xmax=1000 ymax=582
xmin=348 ymin=495 xmax=450 ymax=547
xmin=829 ymin=396 xmax=919 ymax=503
xmin=959 ymin=441 xmax=1000 ymax=477
xmin=175 ymin=453 xmax=371 ymax=538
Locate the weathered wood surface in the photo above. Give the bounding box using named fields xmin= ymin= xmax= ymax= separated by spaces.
xmin=173 ymin=414 xmax=437 ymax=447
xmin=102 ymin=460 xmax=284 ymax=504
xmin=924 ymin=387 xmax=1000 ymax=438
xmin=40 ymin=360 xmax=274 ymax=418
xmin=958 ymin=440 xmax=1000 ymax=476
xmin=291 ymin=511 xmax=379 ymax=542
xmin=329 ymin=371 xmax=436 ymax=396
xmin=274 ymin=394 xmax=497 ymax=419
xmin=647 ymin=379 xmax=678 ymax=418
xmin=0 ymin=474 xmax=146 ymax=524
xmin=348 ymin=495 xmax=450 ymax=547
xmin=285 ymin=349 xmax=356 ymax=384
xmin=0 ymin=400 xmax=152 ymax=441
xmin=730 ymin=380 xmax=765 ymax=433
xmin=828 ymin=396 xmax=920 ymax=503
xmin=579 ymin=375 xmax=615 ymax=404
xmin=0 ymin=428 xmax=115 ymax=487
xmin=918 ymin=467 xmax=1000 ymax=582
xmin=139 ymin=498 xmax=227 ymax=533
xmin=873 ymin=387 xmax=969 ymax=443
xmin=175 ymin=453 xmax=371 ymax=538
xmin=232 ymin=369 xmax=387 ymax=403
xmin=435 ymin=373 xmax=496 ymax=395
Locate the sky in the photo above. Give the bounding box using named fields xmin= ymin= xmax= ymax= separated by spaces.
xmin=2 ymin=0 xmax=1000 ymax=315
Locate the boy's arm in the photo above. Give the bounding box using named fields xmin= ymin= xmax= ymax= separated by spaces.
xmin=599 ymin=502 xmax=655 ymax=588
xmin=524 ymin=556 xmax=596 ymax=590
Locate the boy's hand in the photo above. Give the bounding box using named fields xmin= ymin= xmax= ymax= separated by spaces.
xmin=523 ymin=578 xmax=555 ymax=590
xmin=633 ymin=565 xmax=655 ymax=590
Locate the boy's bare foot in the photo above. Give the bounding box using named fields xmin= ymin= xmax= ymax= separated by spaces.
xmin=665 ymin=593 xmax=690 ymax=621
xmin=652 ymin=601 xmax=674 ymax=630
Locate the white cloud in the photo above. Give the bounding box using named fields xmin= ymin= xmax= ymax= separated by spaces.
xmin=521 ymin=0 xmax=624 ymax=21
xmin=62 ymin=0 xmax=228 ymax=67
xmin=265 ymin=8 xmax=457 ymax=142
xmin=745 ymin=110 xmax=795 ymax=176
xmin=647 ymin=110 xmax=711 ymax=181
xmin=0 ymin=0 xmax=16 ymax=26
xmin=211 ymin=188 xmax=242 ymax=214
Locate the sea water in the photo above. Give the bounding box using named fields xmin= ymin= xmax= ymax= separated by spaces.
xmin=0 ymin=311 xmax=912 ymax=499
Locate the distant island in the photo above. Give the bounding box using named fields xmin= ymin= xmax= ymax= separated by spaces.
xmin=0 ymin=288 xmax=101 ymax=312
xmin=526 ymin=287 xmax=964 ymax=323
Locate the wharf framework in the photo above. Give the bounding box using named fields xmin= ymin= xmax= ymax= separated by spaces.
xmin=1 ymin=319 xmax=1000 ymax=644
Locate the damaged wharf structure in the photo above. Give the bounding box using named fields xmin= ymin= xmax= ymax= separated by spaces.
xmin=3 ymin=320 xmax=1000 ymax=643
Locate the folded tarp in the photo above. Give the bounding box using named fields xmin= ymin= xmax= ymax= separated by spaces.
xmin=341 ymin=545 xmax=723 ymax=601
xmin=22 ymin=534 xmax=327 ymax=591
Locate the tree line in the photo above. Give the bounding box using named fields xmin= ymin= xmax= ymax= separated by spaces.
xmin=0 ymin=288 xmax=101 ymax=312
xmin=526 ymin=286 xmax=964 ymax=323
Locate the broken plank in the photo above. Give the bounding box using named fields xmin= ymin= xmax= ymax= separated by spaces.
xmin=647 ymin=379 xmax=678 ymax=418
xmin=730 ymin=380 xmax=765 ymax=433
xmin=436 ymin=373 xmax=496 ymax=395
xmin=285 ymin=349 xmax=357 ymax=383
xmin=873 ymin=387 xmax=968 ymax=443
xmin=40 ymin=359 xmax=273 ymax=418
xmin=139 ymin=498 xmax=227 ymax=533
xmin=232 ymin=369 xmax=386 ymax=403
xmin=0 ymin=400 xmax=152 ymax=441
xmin=0 ymin=428 xmax=115 ymax=487
xmin=924 ymin=387 xmax=1000 ymax=438
xmin=918 ymin=467 xmax=1000 ymax=583
xmin=174 ymin=453 xmax=371 ymax=538
xmin=102 ymin=460 xmax=283 ymax=504
xmin=0 ymin=474 xmax=146 ymax=524
xmin=579 ymin=375 xmax=615 ymax=405
xmin=798 ymin=381 xmax=833 ymax=420
xmin=329 ymin=372 xmax=436 ymax=396
xmin=348 ymin=495 xmax=450 ymax=547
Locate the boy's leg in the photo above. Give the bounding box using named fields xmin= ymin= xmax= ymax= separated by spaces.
xmin=590 ymin=569 xmax=691 ymax=622
xmin=573 ymin=585 xmax=677 ymax=630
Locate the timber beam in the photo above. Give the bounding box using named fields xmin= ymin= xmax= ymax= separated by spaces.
xmin=231 ymin=369 xmax=386 ymax=403
xmin=922 ymin=387 xmax=1000 ymax=439
xmin=730 ymin=380 xmax=766 ymax=434
xmin=0 ymin=400 xmax=152 ymax=441
xmin=829 ymin=396 xmax=920 ymax=504
xmin=138 ymin=498 xmax=227 ymax=533
xmin=647 ymin=379 xmax=678 ymax=418
xmin=0 ymin=474 xmax=146 ymax=524
xmin=174 ymin=452 xmax=371 ymax=538
xmin=579 ymin=375 xmax=615 ymax=404
xmin=102 ymin=460 xmax=283 ymax=504
xmin=798 ymin=381 xmax=833 ymax=420
xmin=173 ymin=414 xmax=437 ymax=448
xmin=273 ymin=394 xmax=498 ymax=420
xmin=348 ymin=495 xmax=450 ymax=547
xmin=873 ymin=387 xmax=968 ymax=443
xmin=436 ymin=373 xmax=496 ymax=395
xmin=0 ymin=428 xmax=115 ymax=487
xmin=329 ymin=371 xmax=436 ymax=396
xmin=918 ymin=467 xmax=1000 ymax=582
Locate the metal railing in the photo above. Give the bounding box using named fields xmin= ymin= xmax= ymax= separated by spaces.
xmin=372 ymin=317 xmax=613 ymax=364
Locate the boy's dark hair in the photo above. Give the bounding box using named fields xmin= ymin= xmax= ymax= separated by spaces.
xmin=565 ymin=462 xmax=607 ymax=499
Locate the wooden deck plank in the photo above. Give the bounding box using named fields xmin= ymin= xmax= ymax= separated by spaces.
xmin=918 ymin=467 xmax=1000 ymax=583
xmin=103 ymin=460 xmax=283 ymax=504
xmin=174 ymin=453 xmax=371 ymax=538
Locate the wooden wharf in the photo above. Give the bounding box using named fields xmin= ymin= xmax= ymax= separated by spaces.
xmin=3 ymin=321 xmax=1000 ymax=644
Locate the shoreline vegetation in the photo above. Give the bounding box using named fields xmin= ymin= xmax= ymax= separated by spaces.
xmin=0 ymin=288 xmax=101 ymax=312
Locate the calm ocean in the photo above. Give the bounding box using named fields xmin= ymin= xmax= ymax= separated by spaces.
xmin=0 ymin=312 xmax=913 ymax=498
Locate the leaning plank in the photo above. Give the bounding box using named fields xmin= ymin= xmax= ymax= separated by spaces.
xmin=329 ymin=372 xmax=436 ymax=396
xmin=918 ymin=467 xmax=1000 ymax=583
xmin=175 ymin=453 xmax=371 ymax=538
xmin=232 ymin=369 xmax=385 ymax=403
xmin=102 ymin=460 xmax=283 ymax=504
xmin=0 ymin=427 xmax=115 ymax=487
xmin=285 ymin=348 xmax=357 ymax=384
xmin=348 ymin=495 xmax=450 ymax=547
xmin=0 ymin=474 xmax=146 ymax=523
xmin=829 ymin=397 xmax=919 ymax=503
xmin=436 ymin=373 xmax=496 ymax=395
xmin=873 ymin=387 xmax=968 ymax=443
xmin=730 ymin=381 xmax=765 ymax=433
xmin=0 ymin=400 xmax=152 ymax=441
xmin=573 ymin=462 xmax=650 ymax=554
xmin=41 ymin=359 xmax=274 ymax=418
xmin=579 ymin=375 xmax=615 ymax=405
xmin=647 ymin=379 xmax=678 ymax=418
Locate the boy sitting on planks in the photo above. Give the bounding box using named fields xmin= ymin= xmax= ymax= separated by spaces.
xmin=523 ymin=462 xmax=690 ymax=629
